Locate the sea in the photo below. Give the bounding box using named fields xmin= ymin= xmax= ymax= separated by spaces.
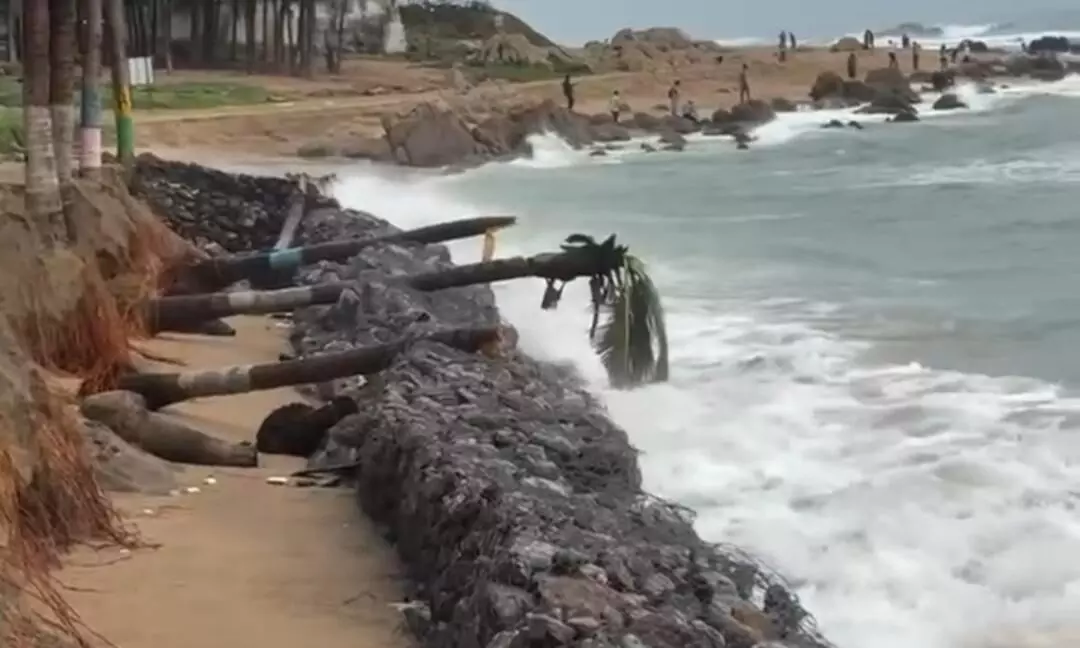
xmin=249 ymin=42 xmax=1080 ymax=648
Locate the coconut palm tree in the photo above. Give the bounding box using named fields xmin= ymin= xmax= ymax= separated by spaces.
xmin=50 ymin=0 xmax=77 ymax=198
xmin=146 ymin=234 xmax=671 ymax=389
xmin=24 ymin=0 xmax=64 ymax=234
xmin=168 ymin=215 xmax=516 ymax=295
xmin=80 ymin=0 xmax=104 ymax=178
xmin=114 ymin=325 xmax=500 ymax=409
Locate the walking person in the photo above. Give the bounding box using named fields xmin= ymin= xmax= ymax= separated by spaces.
xmin=911 ymin=41 xmax=921 ymax=70
xmin=847 ymin=52 xmax=858 ymax=79
xmin=562 ymin=74 xmax=575 ymax=111
xmin=668 ymin=80 xmax=681 ymax=116
xmin=609 ymin=90 xmax=622 ymax=123
xmin=778 ymin=30 xmax=788 ymax=61
xmin=738 ymin=63 xmax=751 ymax=103
xmin=888 ymin=50 xmax=898 ymax=69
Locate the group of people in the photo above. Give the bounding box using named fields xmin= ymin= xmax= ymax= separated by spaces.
xmin=777 ymin=30 xmax=798 ymax=61
xmin=561 ymin=63 xmax=753 ymax=126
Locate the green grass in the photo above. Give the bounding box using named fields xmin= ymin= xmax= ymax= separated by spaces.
xmin=0 ymin=79 xmax=271 ymax=110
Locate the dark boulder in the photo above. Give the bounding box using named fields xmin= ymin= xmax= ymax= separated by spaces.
xmin=769 ymin=97 xmax=797 ymax=112
xmin=1027 ymin=35 xmax=1072 ymax=54
xmin=931 ymin=93 xmax=967 ymax=111
xmin=889 ymin=110 xmax=920 ymax=122
xmin=728 ymin=99 xmax=776 ymax=125
xmin=809 ymin=71 xmax=844 ymax=101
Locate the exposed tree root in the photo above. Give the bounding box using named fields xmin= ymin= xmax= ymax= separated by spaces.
xmin=0 ymin=380 xmax=138 ymax=648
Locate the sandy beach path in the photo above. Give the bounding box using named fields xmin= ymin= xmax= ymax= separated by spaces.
xmin=59 ymin=316 xmax=413 ymax=648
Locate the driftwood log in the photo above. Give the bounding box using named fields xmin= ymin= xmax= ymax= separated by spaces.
xmin=147 ymin=247 xmax=613 ymax=333
xmin=114 ymin=326 xmax=501 ymax=410
xmin=81 ymin=390 xmax=258 ymax=467
xmin=167 ymin=215 xmax=517 ymax=295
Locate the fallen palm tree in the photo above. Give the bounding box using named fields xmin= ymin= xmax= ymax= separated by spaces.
xmin=148 ymin=235 xmax=669 ymax=388
xmin=112 ymin=326 xmax=500 ymax=409
xmin=167 ymin=215 xmax=517 ymax=295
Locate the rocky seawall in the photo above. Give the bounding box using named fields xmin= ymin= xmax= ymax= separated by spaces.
xmin=135 ymin=158 xmax=833 ymax=648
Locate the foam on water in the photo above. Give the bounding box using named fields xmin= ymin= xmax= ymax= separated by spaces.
xmin=326 ymin=84 xmax=1080 ymax=648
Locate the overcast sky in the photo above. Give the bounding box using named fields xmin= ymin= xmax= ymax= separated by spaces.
xmin=490 ymin=0 xmax=1080 ymax=45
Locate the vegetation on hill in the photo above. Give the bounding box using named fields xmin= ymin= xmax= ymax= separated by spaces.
xmin=399 ymin=0 xmax=557 ymax=48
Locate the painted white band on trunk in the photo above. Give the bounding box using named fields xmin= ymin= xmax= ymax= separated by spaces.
xmin=81 ymin=128 xmax=102 ymax=169
xmin=25 ymin=106 xmax=59 ymax=192
xmin=227 ymin=291 xmax=257 ymax=310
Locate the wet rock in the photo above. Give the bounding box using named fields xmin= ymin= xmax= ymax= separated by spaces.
xmin=932 ymin=93 xmax=967 ymax=110
xmin=888 ymin=110 xmax=920 ymax=122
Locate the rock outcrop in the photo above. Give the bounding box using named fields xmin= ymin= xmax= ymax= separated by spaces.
xmin=829 ymin=36 xmax=863 ymax=52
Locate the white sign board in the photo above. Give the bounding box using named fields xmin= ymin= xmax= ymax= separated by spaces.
xmin=127 ymin=56 xmax=155 ymax=87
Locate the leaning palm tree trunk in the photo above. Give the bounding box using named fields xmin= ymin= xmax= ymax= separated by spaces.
xmin=49 ymin=0 xmax=77 ymax=202
xmin=146 ymin=249 xmax=611 ymax=332
xmin=167 ymin=215 xmax=517 ymax=295
xmin=24 ymin=0 xmax=63 ymax=234
xmin=116 ymin=326 xmax=500 ymax=409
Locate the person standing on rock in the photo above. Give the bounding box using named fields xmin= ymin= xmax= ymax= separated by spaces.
xmin=609 ymin=90 xmax=623 ymax=123
xmin=847 ymin=52 xmax=858 ymax=79
xmin=668 ymin=80 xmax=681 ymax=116
xmin=738 ymin=64 xmax=751 ymax=103
xmin=562 ymin=74 xmax=575 ymax=111
xmin=912 ymin=41 xmax=921 ymax=70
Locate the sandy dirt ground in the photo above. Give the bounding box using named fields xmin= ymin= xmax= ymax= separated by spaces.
xmin=135 ymin=47 xmax=932 ymax=156
xmin=58 ymin=316 xmax=414 ymax=648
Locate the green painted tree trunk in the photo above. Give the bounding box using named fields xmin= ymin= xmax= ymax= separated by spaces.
xmin=167 ymin=215 xmax=516 ymax=295
xmin=116 ymin=326 xmax=501 ymax=410
xmin=105 ymin=0 xmax=133 ymax=168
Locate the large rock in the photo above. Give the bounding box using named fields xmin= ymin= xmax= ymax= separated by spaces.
xmin=729 ymin=100 xmax=776 ymax=125
xmin=1027 ymin=35 xmax=1074 ymax=54
xmin=830 ymin=36 xmax=863 ymax=52
xmin=932 ymin=93 xmax=967 ymax=110
xmin=383 ymin=103 xmax=491 ymax=168
xmin=476 ymin=33 xmax=554 ymax=68
xmin=864 ymin=67 xmax=920 ymax=103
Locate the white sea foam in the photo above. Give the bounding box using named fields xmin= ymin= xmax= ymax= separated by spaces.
xmin=326 ymin=154 xmax=1080 ymax=648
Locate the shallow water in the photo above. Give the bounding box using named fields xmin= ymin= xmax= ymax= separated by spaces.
xmin=322 ymin=75 xmax=1080 ymax=648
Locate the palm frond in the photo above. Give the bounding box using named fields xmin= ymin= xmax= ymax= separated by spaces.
xmin=591 ymin=254 xmax=669 ymax=388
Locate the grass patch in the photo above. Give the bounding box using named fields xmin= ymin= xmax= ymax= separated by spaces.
xmin=0 ymin=79 xmax=271 ymax=110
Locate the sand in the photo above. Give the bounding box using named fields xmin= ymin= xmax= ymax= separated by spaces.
xmin=59 ymin=316 xmax=414 ymax=648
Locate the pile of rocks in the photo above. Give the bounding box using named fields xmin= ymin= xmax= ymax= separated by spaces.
xmin=371 ymin=98 xmax=776 ymax=168
xmin=131 ymin=154 xmax=335 ymax=254
xmin=283 ymin=204 xmax=832 ymax=647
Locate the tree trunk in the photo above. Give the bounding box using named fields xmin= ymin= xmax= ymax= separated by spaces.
xmin=147 ymin=248 xmax=610 ymax=333
xmin=114 ymin=326 xmax=500 ymax=410
xmin=82 ymin=390 xmax=259 ymax=466
xmin=6 ymin=1 xmax=17 ymax=63
xmin=162 ymin=0 xmax=172 ymax=72
xmin=244 ymin=0 xmax=256 ymax=71
xmin=80 ymin=0 xmax=103 ymax=178
xmin=229 ymin=0 xmax=239 ymax=61
xmin=24 ymin=0 xmax=63 ymax=235
xmin=167 ymin=215 xmax=516 ymax=295
xmin=49 ymin=0 xmax=76 ymax=205
xmin=104 ymin=0 xmax=132 ymax=168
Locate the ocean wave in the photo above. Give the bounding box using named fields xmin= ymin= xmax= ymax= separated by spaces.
xmin=327 ymin=166 xmax=1080 ymax=648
